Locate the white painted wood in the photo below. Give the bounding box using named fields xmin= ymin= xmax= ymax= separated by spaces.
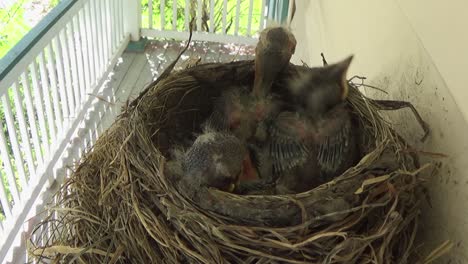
xmin=105 ymin=0 xmax=112 ymax=57
xmin=95 ymin=0 xmax=105 ymax=74
xmin=160 ymin=0 xmax=165 ymax=30
xmin=109 ymin=0 xmax=116 ymax=52
xmin=0 ymin=0 xmax=86 ymax=95
xmin=52 ymin=37 xmax=71 ymax=124
xmin=29 ymin=62 xmax=50 ymax=159
xmin=117 ymin=0 xmax=124 ymax=40
xmin=287 ymin=0 xmax=294 ymax=25
xmin=1 ymin=95 xmax=28 ymax=190
xmin=122 ymin=0 xmax=141 ymax=41
xmin=20 ymin=73 xmax=43 ymax=165
xmin=234 ymin=0 xmax=241 ymax=35
xmin=88 ymin=53 xmax=136 ymax=142
xmin=259 ymin=0 xmax=266 ymax=31
xmin=116 ymin=0 xmax=122 ymax=48
xmin=59 ymin=29 xmax=76 ymax=116
xmin=66 ymin=23 xmax=81 ymax=110
xmin=38 ymin=52 xmax=57 ymax=141
xmin=148 ymin=0 xmax=153 ymax=29
xmin=11 ymin=81 xmax=36 ymax=177
xmin=84 ymin=2 xmax=97 ymax=87
xmin=172 ymin=0 xmax=177 ymax=30
xmin=141 ymin=29 xmax=258 ymax=45
xmin=184 ymin=0 xmax=189 ymax=30
xmin=197 ymin=0 xmax=202 ymax=31
xmin=101 ymin=0 xmax=110 ymax=69
xmin=247 ymin=0 xmax=254 ymax=35
xmin=222 ymin=0 xmax=227 ymax=33
xmin=45 ymin=45 xmax=64 ymax=133
xmin=72 ymin=16 xmax=87 ymax=103
xmin=0 ymin=101 xmax=21 ymax=203
xmin=77 ymin=11 xmax=91 ymax=95
xmin=209 ymin=0 xmax=215 ymax=33
xmin=0 ymin=35 xmax=131 ymax=262
xmin=0 ymin=161 xmax=12 ymax=219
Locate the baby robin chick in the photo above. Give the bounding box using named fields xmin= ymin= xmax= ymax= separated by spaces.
xmin=269 ymin=56 xmax=360 ymax=194
xmin=289 ymin=56 xmax=353 ymax=119
xmin=253 ymin=26 xmax=297 ymax=98
xmin=204 ymin=87 xmax=280 ymax=142
xmin=178 ymin=131 xmax=256 ymax=193
xmin=270 ymin=104 xmax=358 ymax=194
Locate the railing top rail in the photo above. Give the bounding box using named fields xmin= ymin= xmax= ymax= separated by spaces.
xmin=0 ymin=0 xmax=77 ymax=83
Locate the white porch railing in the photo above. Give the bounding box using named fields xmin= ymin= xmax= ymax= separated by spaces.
xmin=0 ymin=0 xmax=290 ymax=262
xmin=140 ymin=0 xmax=291 ymax=45
xmin=0 ymin=0 xmax=131 ymax=261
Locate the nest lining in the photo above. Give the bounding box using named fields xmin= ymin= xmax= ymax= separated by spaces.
xmin=28 ymin=60 xmax=432 ymax=264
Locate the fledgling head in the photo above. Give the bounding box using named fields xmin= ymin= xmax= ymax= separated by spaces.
xmin=182 ymin=132 xmax=247 ymax=192
xmin=254 ymin=26 xmax=297 ymax=97
xmin=288 ymin=55 xmax=353 ymax=117
xmin=257 ymin=26 xmax=297 ymax=55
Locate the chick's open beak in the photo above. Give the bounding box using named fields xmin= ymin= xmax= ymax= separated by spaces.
xmin=239 ymin=154 xmax=259 ymax=182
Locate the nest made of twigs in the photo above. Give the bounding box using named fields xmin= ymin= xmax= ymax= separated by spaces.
xmin=28 ymin=60 xmax=431 ymax=264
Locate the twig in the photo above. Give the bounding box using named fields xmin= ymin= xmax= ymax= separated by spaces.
xmin=400 ymin=148 xmax=448 ymax=158
xmin=320 ymin=52 xmax=328 ymax=66
xmin=129 ymin=18 xmax=196 ymax=109
xmin=348 ymin=75 xmax=389 ymax=95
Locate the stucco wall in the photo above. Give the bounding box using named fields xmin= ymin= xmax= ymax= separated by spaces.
xmin=290 ymin=1 xmax=468 ymax=262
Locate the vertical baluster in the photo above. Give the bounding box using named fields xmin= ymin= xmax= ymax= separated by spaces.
xmin=234 ymin=0 xmax=241 ymax=35
xmin=20 ymin=73 xmax=43 ymax=166
xmin=259 ymin=0 xmax=266 ymax=31
xmin=11 ymin=81 xmax=36 ymax=177
xmin=105 ymin=0 xmax=112 ymax=63
xmin=52 ymin=37 xmax=71 ymax=125
xmin=160 ymin=0 xmax=165 ymax=30
xmin=0 ymin=100 xmax=21 ymax=203
xmin=38 ymin=52 xmax=57 ymax=142
xmin=117 ymin=0 xmax=124 ymax=41
xmin=59 ymin=30 xmax=76 ymax=116
xmin=247 ymin=0 xmax=254 ymax=36
xmin=109 ymin=0 xmax=116 ymax=52
xmin=66 ymin=23 xmax=81 ymax=111
xmin=184 ymin=0 xmax=190 ymax=30
xmin=2 ymin=94 xmax=28 ymax=189
xmin=113 ymin=0 xmax=119 ymax=39
xmin=148 ymin=0 xmax=153 ymax=29
xmin=222 ymin=0 xmax=227 ymax=34
xmin=209 ymin=0 xmax=214 ymax=33
xmin=84 ymin=3 xmax=96 ymax=86
xmin=172 ymin=0 xmax=177 ymax=30
xmin=94 ymin=0 xmax=105 ymax=75
xmin=78 ymin=11 xmax=91 ymax=95
xmin=98 ymin=1 xmax=107 ymax=70
xmin=45 ymin=45 xmax=64 ymax=134
xmin=101 ymin=0 xmax=110 ymax=66
xmin=0 ymin=162 xmax=12 ymax=219
xmin=197 ymin=0 xmax=202 ymax=31
xmin=30 ymin=61 xmax=50 ymax=159
xmin=72 ymin=16 xmax=87 ymax=104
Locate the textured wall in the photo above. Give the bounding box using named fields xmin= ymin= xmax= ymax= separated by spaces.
xmin=291 ymin=1 xmax=468 ymax=263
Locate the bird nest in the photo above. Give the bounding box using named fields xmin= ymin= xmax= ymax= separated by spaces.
xmin=28 ymin=59 xmax=435 ymax=263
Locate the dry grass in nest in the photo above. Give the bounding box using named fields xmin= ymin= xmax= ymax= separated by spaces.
xmin=27 ymin=59 xmax=445 ymax=263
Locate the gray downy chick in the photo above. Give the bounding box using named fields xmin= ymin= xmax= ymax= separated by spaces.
xmin=270 ymin=56 xmax=360 ymax=194
xmin=179 ymin=131 xmax=249 ymax=193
